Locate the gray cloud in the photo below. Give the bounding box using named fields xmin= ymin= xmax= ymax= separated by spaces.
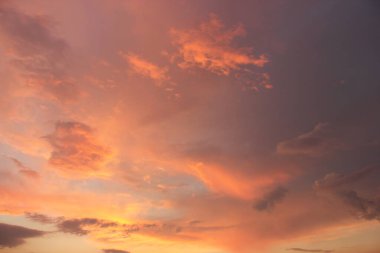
xmin=44 ymin=121 xmax=110 ymax=177
xmin=57 ymin=218 xmax=117 ymax=236
xmin=0 ymin=2 xmax=77 ymax=101
xmin=287 ymin=248 xmax=333 ymax=253
xmin=253 ymin=186 xmax=288 ymax=211
xmin=0 ymin=223 xmax=45 ymax=248
xmin=277 ymin=123 xmax=346 ymax=156
xmin=314 ymin=164 xmax=379 ymax=191
xmin=25 ymin=213 xmax=231 ymax=240
xmin=25 ymin=213 xmax=118 ymax=236
xmin=103 ymin=249 xmax=130 ymax=253
xmin=339 ymin=190 xmax=380 ymax=221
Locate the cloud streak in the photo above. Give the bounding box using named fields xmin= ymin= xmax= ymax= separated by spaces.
xmin=103 ymin=249 xmax=130 ymax=253
xmin=44 ymin=121 xmax=111 ymax=177
xmin=0 ymin=223 xmax=45 ymax=248
xmin=0 ymin=2 xmax=78 ymax=102
xmin=170 ymin=13 xmax=271 ymax=90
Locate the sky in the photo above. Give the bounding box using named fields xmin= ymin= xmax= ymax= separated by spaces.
xmin=0 ymin=0 xmax=380 ymax=253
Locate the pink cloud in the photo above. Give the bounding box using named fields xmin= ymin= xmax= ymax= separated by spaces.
xmin=170 ymin=14 xmax=268 ymax=76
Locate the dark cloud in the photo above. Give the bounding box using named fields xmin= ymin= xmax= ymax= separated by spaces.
xmin=0 ymin=1 xmax=66 ymax=56
xmin=314 ymin=164 xmax=380 ymax=191
xmin=287 ymin=248 xmax=333 ymax=253
xmin=170 ymin=13 xmax=271 ymax=90
xmin=339 ymin=191 xmax=380 ymax=221
xmin=277 ymin=123 xmax=346 ymax=156
xmin=253 ymin=186 xmax=288 ymax=211
xmin=26 ymin=213 xmax=138 ymax=237
xmin=25 ymin=212 xmax=63 ymax=224
xmin=0 ymin=223 xmax=45 ymax=248
xmin=26 ymin=213 xmax=119 ymax=236
xmin=0 ymin=2 xmax=78 ymax=101
xmin=8 ymin=157 xmax=39 ymax=179
xmin=103 ymin=249 xmax=130 ymax=253
xmin=44 ymin=121 xmax=110 ymax=177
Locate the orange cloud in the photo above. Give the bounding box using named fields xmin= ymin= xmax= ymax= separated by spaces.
xmin=0 ymin=2 xmax=79 ymax=102
xmin=170 ymin=14 xmax=268 ymax=76
xmin=276 ymin=123 xmax=347 ymax=156
xmin=121 ymin=53 xmax=169 ymax=84
xmin=44 ymin=121 xmax=111 ymax=178
xmin=9 ymin=157 xmax=39 ymax=180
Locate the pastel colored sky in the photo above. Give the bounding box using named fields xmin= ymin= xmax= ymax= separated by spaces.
xmin=0 ymin=1 xmax=380 ymax=253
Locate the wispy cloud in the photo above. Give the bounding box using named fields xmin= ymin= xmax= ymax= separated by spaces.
xmin=57 ymin=218 xmax=118 ymax=236
xmin=171 ymin=14 xmax=267 ymax=75
xmin=103 ymin=249 xmax=130 ymax=253
xmin=0 ymin=2 xmax=78 ymax=102
xmin=121 ymin=52 xmax=169 ymax=84
xmin=170 ymin=13 xmax=271 ymax=90
xmin=253 ymin=186 xmax=288 ymax=211
xmin=277 ymin=123 xmax=346 ymax=156
xmin=287 ymin=248 xmax=333 ymax=253
xmin=25 ymin=212 xmax=63 ymax=224
xmin=314 ymin=165 xmax=379 ymax=191
xmin=25 ymin=213 xmax=233 ymax=243
xmin=315 ymin=164 xmax=380 ymax=221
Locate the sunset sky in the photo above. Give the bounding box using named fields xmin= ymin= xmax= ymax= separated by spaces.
xmin=1 ymin=1 xmax=380 ymax=253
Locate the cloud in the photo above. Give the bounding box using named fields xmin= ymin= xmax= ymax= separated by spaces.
xmin=339 ymin=190 xmax=380 ymax=221
xmin=57 ymin=218 xmax=117 ymax=236
xmin=8 ymin=157 xmax=39 ymax=179
xmin=44 ymin=121 xmax=111 ymax=177
xmin=0 ymin=2 xmax=78 ymax=102
xmin=120 ymin=53 xmax=169 ymax=84
xmin=314 ymin=165 xmax=379 ymax=191
xmin=0 ymin=223 xmax=45 ymax=248
xmin=26 ymin=214 xmax=137 ymax=238
xmin=171 ymin=14 xmax=267 ymax=75
xmin=25 ymin=212 xmax=62 ymax=224
xmin=170 ymin=13 xmax=271 ymax=90
xmin=189 ymin=162 xmax=290 ymax=200
xmin=103 ymin=249 xmax=130 ymax=253
xmin=277 ymin=123 xmax=346 ymax=156
xmin=287 ymin=248 xmax=333 ymax=253
xmin=25 ymin=213 xmax=232 ymax=243
xmin=315 ymin=164 xmax=380 ymax=221
xmin=253 ymin=186 xmax=288 ymax=211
